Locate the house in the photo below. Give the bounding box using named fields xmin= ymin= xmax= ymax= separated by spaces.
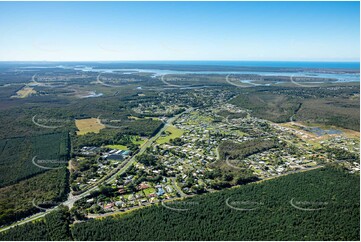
xmin=104 ymin=203 xmax=114 ymax=210
xmin=165 ymin=185 xmax=173 ymax=193
xmin=156 ymin=187 xmax=165 ymax=196
xmin=138 ymin=183 xmax=150 ymax=190
xmin=118 ymin=188 xmax=126 ymax=194
xmin=115 ymin=201 xmax=125 ymax=207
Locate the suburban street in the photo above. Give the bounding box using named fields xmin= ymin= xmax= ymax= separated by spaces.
xmin=0 ymin=108 xmax=192 ymax=233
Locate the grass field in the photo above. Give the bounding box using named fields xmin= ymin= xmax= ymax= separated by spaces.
xmin=156 ymin=126 xmax=184 ymax=144
xmin=104 ymin=144 xmax=128 ymax=150
xmin=75 ymin=118 xmax=105 ymax=135
xmin=131 ymin=136 xmax=146 ymax=146
xmin=142 ymin=187 xmax=155 ymax=196
xmin=11 ymin=87 xmax=36 ymax=98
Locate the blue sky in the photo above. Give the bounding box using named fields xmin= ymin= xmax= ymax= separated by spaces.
xmin=0 ymin=1 xmax=359 ymax=61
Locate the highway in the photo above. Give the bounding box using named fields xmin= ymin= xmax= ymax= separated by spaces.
xmin=0 ymin=106 xmax=328 ymax=233
xmin=0 ymin=108 xmax=192 ymax=233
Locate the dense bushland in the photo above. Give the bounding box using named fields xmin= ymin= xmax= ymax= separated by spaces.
xmin=71 ymin=166 xmax=359 ymax=241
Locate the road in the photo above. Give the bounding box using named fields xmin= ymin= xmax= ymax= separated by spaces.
xmin=66 ymin=108 xmax=192 ymax=205
xmin=87 ymin=165 xmax=326 ymax=220
xmin=87 ymin=195 xmax=196 ymax=219
xmin=3 ymin=164 xmax=327 ymax=230
xmin=0 ymin=108 xmax=192 ymax=233
xmin=0 ymin=106 xmax=330 ymax=233
xmin=170 ymin=177 xmax=188 ymax=197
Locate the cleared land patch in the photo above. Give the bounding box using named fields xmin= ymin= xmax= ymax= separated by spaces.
xmin=75 ymin=118 xmax=105 ymax=135
xmin=131 ymin=136 xmax=146 ymax=146
xmin=11 ymin=87 xmax=36 ymax=98
xmin=156 ymin=125 xmax=184 ymax=144
xmin=104 ymin=144 xmax=128 ymax=150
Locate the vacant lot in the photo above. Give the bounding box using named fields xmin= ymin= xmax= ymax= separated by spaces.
xmin=104 ymin=144 xmax=128 ymax=150
xmin=296 ymin=97 xmax=360 ymax=131
xmin=11 ymin=86 xmax=36 ymax=98
xmin=75 ymin=118 xmax=105 ymax=135
xmin=230 ymin=85 xmax=360 ymax=130
xmin=156 ymin=126 xmax=184 ymax=144
xmin=230 ymin=92 xmax=300 ymax=123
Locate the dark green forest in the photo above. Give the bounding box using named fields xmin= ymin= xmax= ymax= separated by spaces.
xmin=0 ymin=168 xmax=69 ymax=226
xmin=0 ymin=132 xmax=70 ymax=226
xmin=0 ymin=132 xmax=69 ymax=187
xmin=2 ymin=166 xmax=357 ymax=241
xmin=0 ymin=207 xmax=72 ymax=241
xmin=71 ymin=166 xmax=360 ymax=241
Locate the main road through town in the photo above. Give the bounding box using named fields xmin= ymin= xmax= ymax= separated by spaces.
xmin=0 ymin=108 xmax=193 ymax=232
